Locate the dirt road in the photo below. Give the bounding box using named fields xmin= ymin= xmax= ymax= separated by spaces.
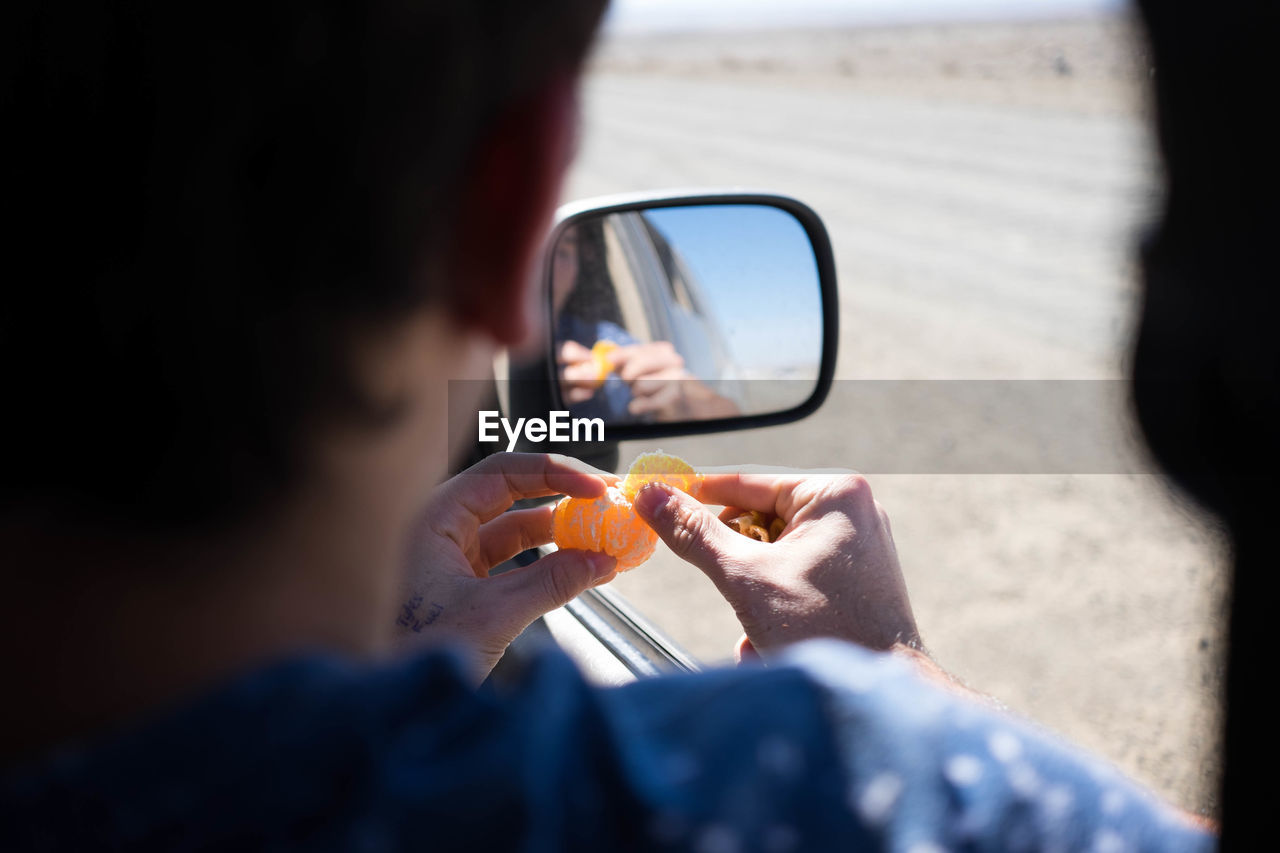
xmin=561 ymin=25 xmax=1226 ymax=816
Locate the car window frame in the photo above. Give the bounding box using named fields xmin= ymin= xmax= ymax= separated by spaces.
xmin=493 ymin=544 xmax=700 ymax=685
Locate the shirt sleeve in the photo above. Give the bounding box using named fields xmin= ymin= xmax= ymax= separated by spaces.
xmin=1 ymin=641 xmax=1215 ymax=851
xmin=775 ymin=639 xmax=1217 ymax=853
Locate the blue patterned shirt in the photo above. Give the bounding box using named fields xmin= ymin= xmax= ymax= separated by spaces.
xmin=2 ymin=640 xmax=1214 ymax=851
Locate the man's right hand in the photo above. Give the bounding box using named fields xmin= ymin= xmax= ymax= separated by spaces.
xmin=558 ymin=340 xmax=607 ymax=404
xmin=633 ymin=470 xmax=920 ymax=657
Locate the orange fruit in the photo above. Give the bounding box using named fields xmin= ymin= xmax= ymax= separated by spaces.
xmin=550 ymin=451 xmax=700 ymax=573
xmin=619 ymin=450 xmax=703 ymax=502
xmin=590 ymin=340 xmax=619 ymax=385
xmin=551 ymin=486 xmax=657 ymax=572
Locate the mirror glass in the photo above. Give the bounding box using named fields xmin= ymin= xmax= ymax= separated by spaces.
xmin=549 ymin=203 xmax=823 ymax=426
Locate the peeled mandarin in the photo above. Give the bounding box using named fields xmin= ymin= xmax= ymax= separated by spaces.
xmin=553 ymin=451 xmax=778 ymax=563
xmin=550 ymin=452 xmax=701 ymax=573
xmin=620 ymin=450 xmax=703 ymax=503
xmin=551 ymin=485 xmax=657 ymax=572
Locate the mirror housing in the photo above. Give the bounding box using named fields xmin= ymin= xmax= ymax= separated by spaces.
xmin=499 ymin=190 xmax=837 ymax=446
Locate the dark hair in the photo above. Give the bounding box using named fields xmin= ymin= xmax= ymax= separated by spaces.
xmin=1134 ymin=0 xmax=1279 ymax=842
xmin=2 ymin=2 xmax=607 ymax=530
xmin=556 ymin=218 xmax=625 ymax=331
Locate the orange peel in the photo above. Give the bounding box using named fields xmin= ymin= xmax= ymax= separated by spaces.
xmin=550 ymin=451 xmax=700 ymax=572
xmin=726 ymin=510 xmax=786 ymax=543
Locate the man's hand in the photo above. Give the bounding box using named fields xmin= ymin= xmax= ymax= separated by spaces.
xmin=565 ymin=337 xmax=739 ymax=421
xmin=558 ymin=340 xmax=608 ymax=404
xmin=608 ymin=340 xmax=689 ymax=416
xmin=396 ymin=453 xmax=617 ymax=680
xmin=634 ymin=469 xmax=919 ymax=656
xmin=558 ymin=339 xmax=694 ymax=415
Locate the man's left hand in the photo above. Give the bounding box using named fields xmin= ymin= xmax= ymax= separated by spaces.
xmin=395 ymin=452 xmax=617 ymax=680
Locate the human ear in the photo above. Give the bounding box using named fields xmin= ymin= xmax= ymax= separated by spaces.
xmin=446 ymin=73 xmax=578 ymax=347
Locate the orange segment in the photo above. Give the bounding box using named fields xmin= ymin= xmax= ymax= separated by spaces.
xmin=619 ymin=450 xmax=703 ymax=502
xmin=550 ymin=452 xmax=702 ymax=573
xmin=551 ymin=486 xmax=657 ymax=572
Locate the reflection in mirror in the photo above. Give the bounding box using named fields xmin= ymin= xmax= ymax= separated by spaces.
xmin=550 ymin=204 xmax=823 ymax=426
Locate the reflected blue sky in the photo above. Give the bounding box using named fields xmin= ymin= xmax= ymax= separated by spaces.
xmin=643 ymin=205 xmax=822 ymax=376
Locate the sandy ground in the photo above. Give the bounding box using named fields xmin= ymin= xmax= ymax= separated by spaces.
xmin=562 ymin=15 xmax=1227 ymax=816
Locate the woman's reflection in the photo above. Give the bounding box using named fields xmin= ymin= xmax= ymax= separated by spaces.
xmin=552 ymin=221 xmax=738 ymax=423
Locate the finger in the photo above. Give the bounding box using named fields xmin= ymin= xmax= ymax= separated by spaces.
xmin=439 ymin=453 xmax=611 ymax=526
xmin=563 ymin=361 xmax=600 ymax=382
xmin=734 ymin=634 xmax=761 ymax=666
xmin=565 ymin=385 xmax=598 ymax=404
xmin=628 ymin=371 xmax=687 ymax=398
xmin=558 ymin=340 xmax=592 ymax=365
xmin=474 ymin=506 xmax=555 ymax=575
xmin=627 ymin=381 xmax=682 ymax=416
xmin=610 ymin=342 xmax=676 ymax=377
xmin=615 ymin=345 xmax=684 ymax=382
xmin=698 ymin=464 xmax=858 ymax=477
xmin=633 ymin=482 xmax=755 ymax=582
xmin=694 ymin=471 xmax=812 ymax=519
xmin=491 ymin=548 xmax=617 ymax=623
xmin=620 ymin=360 xmax=687 ymax=384
xmin=630 ymin=367 xmax=689 ymax=386
xmin=694 ymin=469 xmax=859 ymax=521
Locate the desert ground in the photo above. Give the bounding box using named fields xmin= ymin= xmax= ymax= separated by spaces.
xmin=562 ymin=15 xmax=1227 ymax=816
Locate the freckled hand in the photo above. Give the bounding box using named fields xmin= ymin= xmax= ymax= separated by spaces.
xmin=393 ymin=452 xmax=618 ymax=682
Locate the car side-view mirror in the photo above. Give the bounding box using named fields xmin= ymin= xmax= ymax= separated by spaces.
xmin=534 ymin=191 xmax=838 ymax=441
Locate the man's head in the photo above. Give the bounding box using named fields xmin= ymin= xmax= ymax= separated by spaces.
xmin=1133 ymin=0 xmax=1280 ymax=526
xmin=1135 ymin=1 xmax=1279 ymax=840
xmin=3 ymin=1 xmax=607 ymax=535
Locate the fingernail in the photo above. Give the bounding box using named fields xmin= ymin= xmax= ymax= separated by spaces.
xmin=560 ymin=456 xmax=616 ymax=481
xmin=586 ymin=551 xmax=616 ymax=580
xmin=633 ymin=483 xmax=672 ymax=520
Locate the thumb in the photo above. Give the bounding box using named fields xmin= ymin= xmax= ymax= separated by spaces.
xmin=492 ymin=549 xmax=617 ymax=626
xmin=634 ymin=482 xmax=745 ymax=581
xmin=734 ymin=633 xmax=762 ymax=666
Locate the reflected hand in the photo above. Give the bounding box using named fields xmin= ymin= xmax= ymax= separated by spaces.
xmin=609 ymin=341 xmax=692 ymax=416
xmin=612 ymin=342 xmax=740 ymax=420
xmin=633 ymin=469 xmax=918 ymax=656
xmin=558 ymin=340 xmax=610 ymax=404
xmin=397 ymin=452 xmax=618 ymax=681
